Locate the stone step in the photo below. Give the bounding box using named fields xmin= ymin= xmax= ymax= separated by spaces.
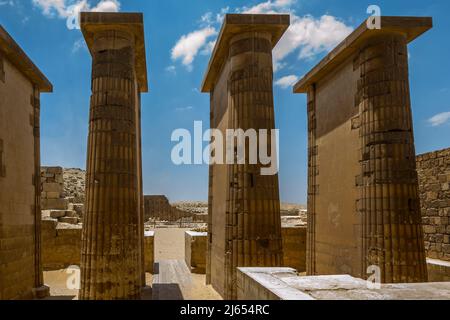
xmin=152 ymin=260 xmax=193 ymax=300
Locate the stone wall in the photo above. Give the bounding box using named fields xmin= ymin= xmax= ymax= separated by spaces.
xmin=282 ymin=227 xmax=306 ymax=273
xmin=185 ymin=231 xmax=207 ymax=274
xmin=41 ymin=219 xmax=81 ymax=270
xmin=144 ymin=231 xmax=154 ymax=273
xmin=0 ymin=25 xmax=51 ymax=299
xmin=41 ymin=167 xmax=68 ymax=210
xmin=417 ymin=148 xmax=450 ymax=262
xmin=144 ymin=195 xmax=192 ymax=222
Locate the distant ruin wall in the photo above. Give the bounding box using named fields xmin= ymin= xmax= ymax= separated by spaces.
xmin=144 ymin=195 xmax=193 ymax=222
xmin=417 ymin=148 xmax=450 ymax=262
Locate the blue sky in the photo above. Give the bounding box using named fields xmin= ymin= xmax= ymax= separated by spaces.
xmin=1 ymin=0 xmax=449 ymax=204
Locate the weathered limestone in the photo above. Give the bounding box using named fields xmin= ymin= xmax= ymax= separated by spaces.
xmin=417 ymin=148 xmax=450 ymax=261
xmin=0 ymin=25 xmax=52 ymax=299
xmin=41 ymin=219 xmax=82 ymax=270
xmin=282 ymin=227 xmax=306 ymax=273
xmin=293 ymin=17 xmax=432 ymax=283
xmin=416 ymin=148 xmax=450 ymax=281
xmin=201 ymin=14 xmax=290 ymax=299
xmin=144 ymin=231 xmax=154 ymax=273
xmin=144 ymin=195 xmax=192 ymax=222
xmin=185 ymin=231 xmax=207 ymax=274
xmin=237 ymin=268 xmax=450 ymax=300
xmin=79 ymin=12 xmax=148 ymax=300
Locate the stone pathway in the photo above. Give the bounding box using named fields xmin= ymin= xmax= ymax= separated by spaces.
xmin=43 ymin=228 xmax=221 ymax=300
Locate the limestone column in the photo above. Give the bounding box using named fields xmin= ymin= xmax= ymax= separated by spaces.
xmin=356 ymin=32 xmax=428 ymax=282
xmin=201 ymin=14 xmax=290 ymax=300
xmin=294 ymin=17 xmax=432 ymax=283
xmin=79 ymin=12 xmax=148 ymax=300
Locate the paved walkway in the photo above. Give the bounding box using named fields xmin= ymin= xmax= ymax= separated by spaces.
xmin=44 ymin=228 xmax=221 ymax=300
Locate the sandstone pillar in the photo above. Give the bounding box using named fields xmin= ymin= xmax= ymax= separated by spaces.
xmin=79 ymin=12 xmax=148 ymax=300
xmin=294 ymin=17 xmax=432 ymax=282
xmin=201 ymin=14 xmax=290 ymax=299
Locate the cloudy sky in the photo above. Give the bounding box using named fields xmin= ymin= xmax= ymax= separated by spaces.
xmin=1 ymin=0 xmax=449 ymax=203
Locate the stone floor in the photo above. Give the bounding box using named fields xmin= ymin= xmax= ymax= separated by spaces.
xmin=43 ymin=228 xmax=221 ymax=300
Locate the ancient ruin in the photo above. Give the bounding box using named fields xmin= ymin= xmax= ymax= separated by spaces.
xmin=417 ymin=148 xmax=450 ymax=281
xmin=2 ymin=6 xmax=450 ymax=304
xmin=79 ymin=12 xmax=148 ymax=300
xmin=0 ymin=25 xmax=52 ymax=299
xmin=144 ymin=195 xmax=200 ymax=223
xmin=201 ymin=14 xmax=290 ymax=299
xmin=293 ymin=17 xmax=432 ymax=283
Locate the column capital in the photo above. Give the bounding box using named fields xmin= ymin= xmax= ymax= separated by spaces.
xmin=80 ymin=12 xmax=148 ymax=92
xmin=293 ymin=16 xmax=432 ymax=94
xmin=201 ymin=13 xmax=290 ymax=93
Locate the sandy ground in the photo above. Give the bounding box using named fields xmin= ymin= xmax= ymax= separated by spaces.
xmin=44 ymin=228 xmax=221 ymax=300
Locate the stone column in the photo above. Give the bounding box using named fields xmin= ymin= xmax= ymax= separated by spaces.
xmin=225 ymin=32 xmax=283 ymax=300
xmin=201 ymin=14 xmax=290 ymax=300
xmin=294 ymin=17 xmax=432 ymax=282
xmin=356 ymin=32 xmax=428 ymax=282
xmin=79 ymin=12 xmax=148 ymax=300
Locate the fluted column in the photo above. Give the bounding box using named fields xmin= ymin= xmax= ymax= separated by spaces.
xmin=356 ymin=32 xmax=428 ymax=282
xmin=224 ymin=32 xmax=283 ymax=300
xmin=80 ymin=29 xmax=142 ymax=300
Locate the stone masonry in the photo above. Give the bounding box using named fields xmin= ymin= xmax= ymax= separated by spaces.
xmin=79 ymin=12 xmax=148 ymax=300
xmin=144 ymin=195 xmax=192 ymax=222
xmin=293 ymin=17 xmax=432 ymax=283
xmin=417 ymin=148 xmax=450 ymax=261
xmin=202 ymin=14 xmax=290 ymax=299
xmin=0 ymin=25 xmax=52 ymax=299
xmin=41 ymin=167 xmax=69 ymax=210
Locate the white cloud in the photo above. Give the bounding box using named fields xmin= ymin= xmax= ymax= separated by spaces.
xmin=240 ymin=0 xmax=294 ymax=14
xmin=72 ymin=37 xmax=86 ymax=53
xmin=0 ymin=0 xmax=15 ymax=6
xmin=200 ymin=40 xmax=216 ymax=56
xmin=171 ymin=0 xmax=353 ymax=72
xmin=428 ymin=112 xmax=450 ymax=127
xmin=175 ymin=106 xmax=194 ymax=112
xmin=32 ymin=0 xmax=120 ymax=18
xmin=275 ymin=15 xmax=353 ymax=62
xmin=171 ymin=27 xmax=217 ymax=71
xmin=165 ymin=65 xmax=176 ymax=74
xmin=275 ymin=75 xmax=299 ymax=89
xmin=239 ymin=1 xmax=353 ymax=68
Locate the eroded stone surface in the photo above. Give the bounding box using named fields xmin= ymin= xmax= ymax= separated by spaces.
xmin=202 ymin=13 xmax=290 ymax=300
xmin=237 ymin=268 xmax=450 ymax=300
xmin=293 ymin=16 xmax=432 ymax=283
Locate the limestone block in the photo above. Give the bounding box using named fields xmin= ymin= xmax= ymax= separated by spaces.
xmin=185 ymin=231 xmax=207 ymax=274
xmin=46 ymin=192 xmax=61 ymax=199
xmin=42 ymin=182 xmax=63 ymax=193
xmin=281 ymin=227 xmax=307 ymax=273
xmin=237 ymin=268 xmax=450 ymax=300
xmin=49 ymin=210 xmax=66 ymax=219
xmin=59 ymin=217 xmax=78 ymax=225
xmin=144 ymin=231 xmax=154 ymax=273
xmin=64 ymin=210 xmax=78 ymax=218
xmin=41 ymin=198 xmax=68 ymax=210
xmin=42 ymin=222 xmax=82 ymax=270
